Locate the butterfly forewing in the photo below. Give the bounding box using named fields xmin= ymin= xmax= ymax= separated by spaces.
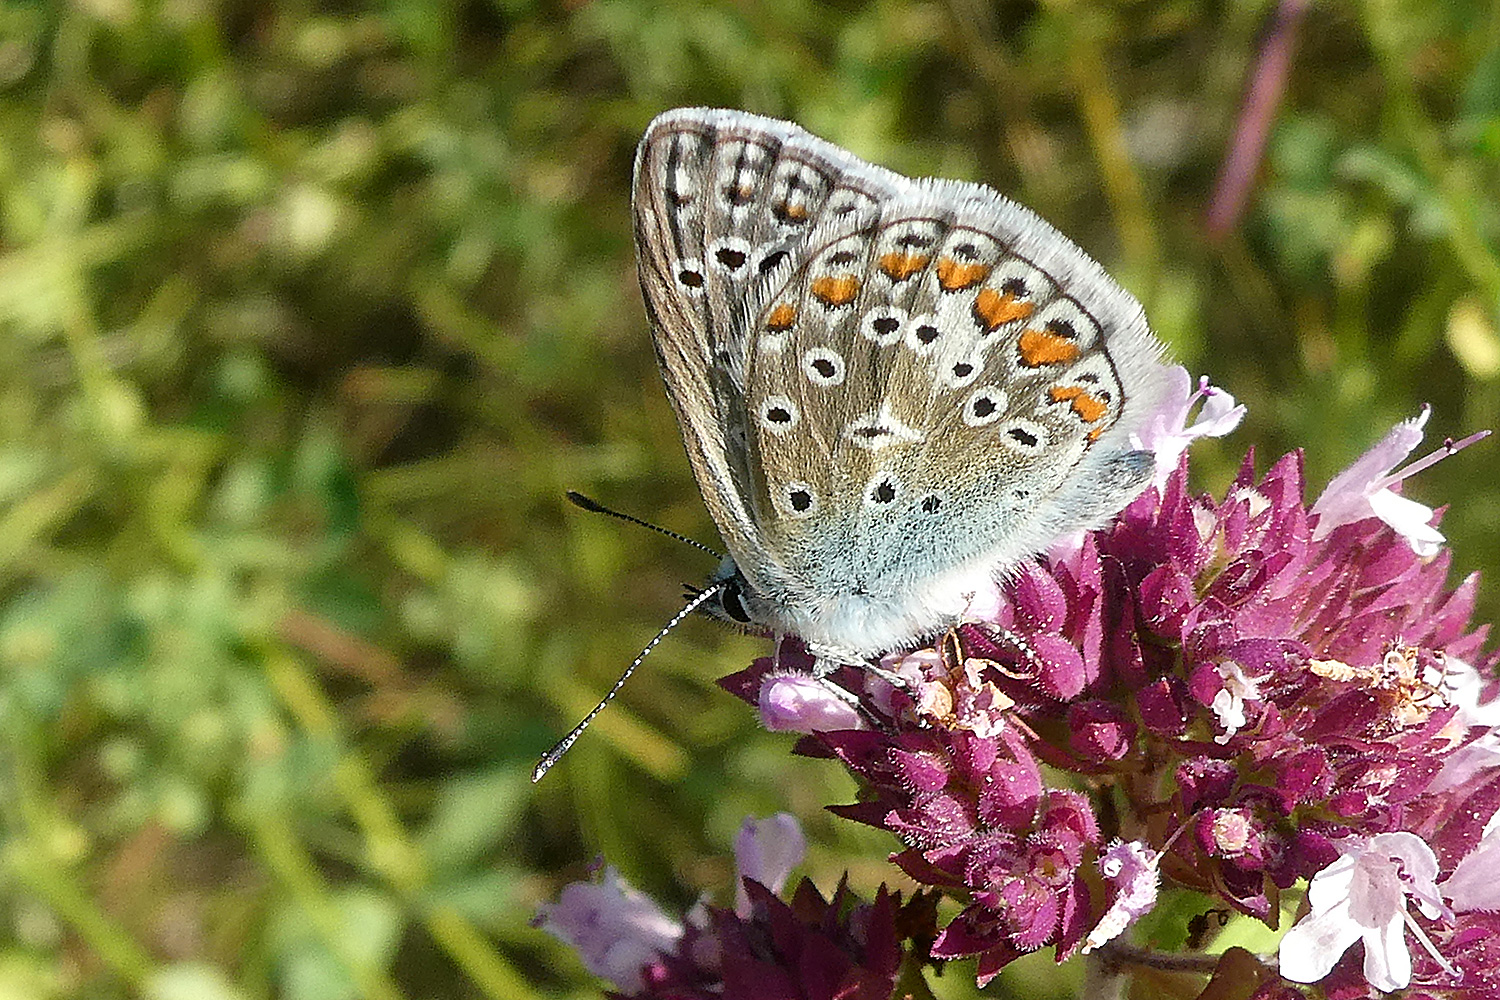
xmin=632 ymin=108 xmax=911 ymax=578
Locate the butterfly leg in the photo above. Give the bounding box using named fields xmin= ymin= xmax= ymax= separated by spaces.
xmin=961 ymin=622 xmax=1045 ymax=680
xmin=860 ymin=659 xmax=910 ymax=689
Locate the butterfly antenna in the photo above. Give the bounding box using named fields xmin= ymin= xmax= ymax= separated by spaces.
xmin=532 ymin=582 xmax=726 ymax=782
xmin=566 ymin=491 xmax=722 ymax=559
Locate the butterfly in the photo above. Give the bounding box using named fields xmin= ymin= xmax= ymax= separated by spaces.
xmin=632 ymin=107 xmax=1171 ymax=664
xmin=533 ymin=108 xmax=1172 ymax=781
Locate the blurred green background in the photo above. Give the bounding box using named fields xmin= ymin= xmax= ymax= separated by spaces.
xmin=1 ymin=1 xmax=1498 ymax=997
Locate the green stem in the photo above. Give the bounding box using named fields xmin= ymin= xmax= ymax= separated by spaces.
xmin=1 ymin=736 xmax=156 ymax=987
xmin=262 ymin=650 xmax=531 ymax=999
xmin=244 ymin=811 xmax=408 ymax=1000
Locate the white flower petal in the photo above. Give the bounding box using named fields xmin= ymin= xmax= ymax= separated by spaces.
xmin=1441 ymin=824 xmax=1500 ymax=912
xmin=1367 ymin=489 xmax=1444 ymax=556
xmin=1364 ymin=909 xmax=1412 ymax=992
xmin=1278 ymin=902 xmax=1363 ymax=983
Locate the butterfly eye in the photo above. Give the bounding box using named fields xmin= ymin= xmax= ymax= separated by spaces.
xmin=720 ymin=582 xmax=754 ymax=624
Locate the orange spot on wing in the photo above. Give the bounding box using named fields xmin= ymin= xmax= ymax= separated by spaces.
xmin=936 ymin=258 xmax=992 ymax=291
xmin=1049 ymin=385 xmax=1109 ymax=423
xmin=1087 ymin=426 xmax=1104 ymax=442
xmin=767 ymin=303 xmax=797 ymax=331
xmin=973 ymin=288 xmax=1034 ymax=331
xmin=780 ymin=202 xmax=809 ymax=221
xmin=1018 ymin=328 xmax=1082 ymax=367
xmin=879 ymin=252 xmax=930 ymax=281
xmin=810 ymin=274 xmax=861 ymax=307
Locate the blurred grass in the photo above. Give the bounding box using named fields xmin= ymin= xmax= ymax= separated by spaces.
xmin=0 ymin=1 xmax=1498 ymax=997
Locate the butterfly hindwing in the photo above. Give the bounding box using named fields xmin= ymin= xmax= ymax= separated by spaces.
xmin=740 ymin=184 xmax=1168 ymax=619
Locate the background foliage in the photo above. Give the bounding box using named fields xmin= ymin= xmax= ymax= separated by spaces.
xmin=1 ymin=0 xmax=1498 ymax=997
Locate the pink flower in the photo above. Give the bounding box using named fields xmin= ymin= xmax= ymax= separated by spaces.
xmin=1131 ymin=367 xmax=1246 ymax=489
xmin=533 ymin=865 xmax=684 ymax=992
xmin=733 ymin=813 xmax=806 ymax=916
xmin=1277 ymin=832 xmax=1454 ymax=991
xmin=1311 ymin=406 xmax=1489 ymax=556
xmin=709 ymin=422 xmax=1496 ymax=989
xmin=1081 ymin=840 xmax=1163 ymax=953
xmin=758 ymin=672 xmax=865 ymax=733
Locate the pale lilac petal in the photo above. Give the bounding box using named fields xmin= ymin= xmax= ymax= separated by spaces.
xmin=1081 ymin=840 xmax=1162 ymax=953
xmin=1374 ymin=832 xmax=1441 ymax=885
xmin=758 ymin=673 xmax=865 ymax=733
xmin=1317 ymin=408 xmax=1430 ymax=513
xmin=534 ymin=866 xmax=683 ymax=992
xmin=1278 ymin=833 xmax=1444 ymax=990
xmin=1306 ymin=851 xmax=1358 ymax=910
xmin=1312 ymin=407 xmax=1441 ymax=552
xmin=1432 ymin=733 xmax=1500 ymax=791
xmin=733 ymin=813 xmax=806 ymax=915
xmin=1364 ymin=911 xmax=1411 ymax=992
xmin=1446 ymin=656 xmax=1500 ymax=728
xmin=1131 ymin=368 xmax=1246 ymax=489
xmin=1209 ymin=659 xmax=1267 ymax=742
xmin=1196 ymin=386 xmax=1248 ymax=436
xmin=1441 ymin=826 xmax=1500 ymax=912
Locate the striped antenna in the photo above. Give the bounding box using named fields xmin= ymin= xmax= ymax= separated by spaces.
xmin=532 ymin=582 xmax=725 ymax=782
xmin=566 ymin=491 xmax=722 ymax=559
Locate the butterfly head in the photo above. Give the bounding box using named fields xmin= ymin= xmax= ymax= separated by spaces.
xmin=702 ymin=556 xmax=771 ymax=632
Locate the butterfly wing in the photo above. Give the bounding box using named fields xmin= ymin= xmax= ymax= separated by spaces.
xmin=633 ymin=109 xmax=1173 ymax=657
xmin=631 ymin=108 xmax=909 ymax=568
xmin=733 ymin=148 xmax=1173 ymax=655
